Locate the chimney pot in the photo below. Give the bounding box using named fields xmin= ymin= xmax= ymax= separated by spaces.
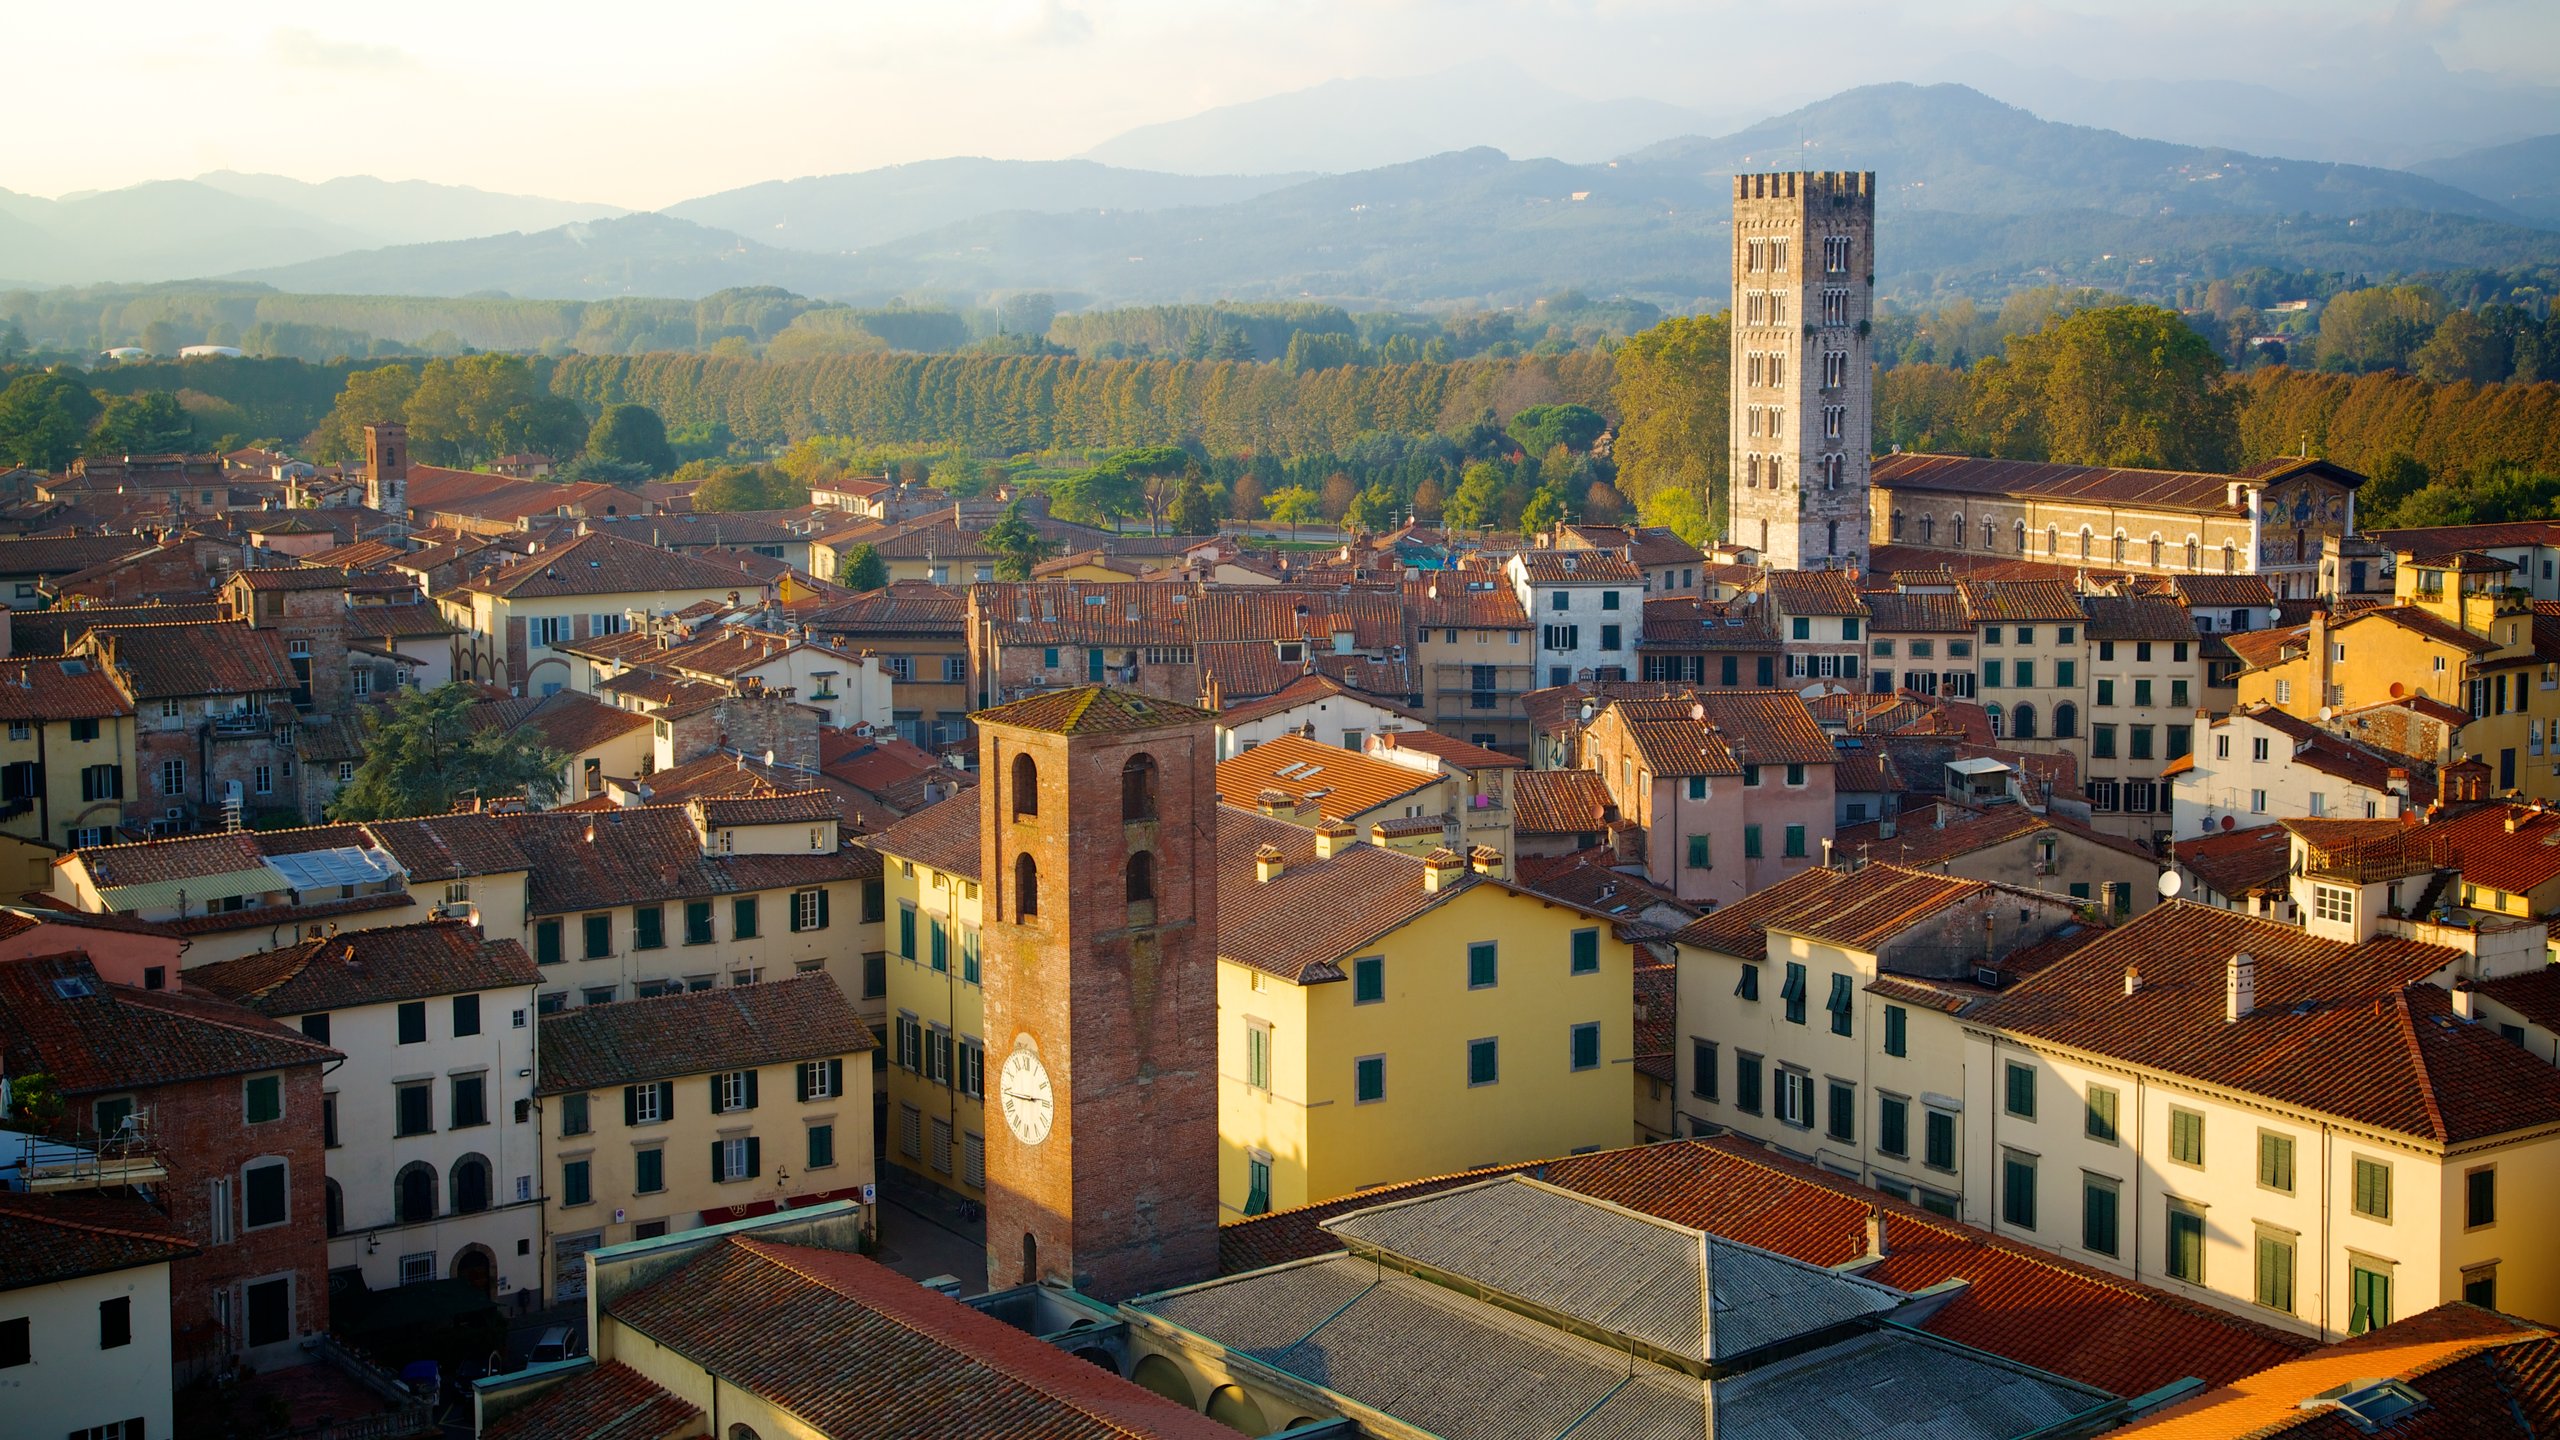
xmin=2453 ymin=983 xmax=2476 ymax=1021
xmin=2226 ymin=952 xmax=2256 ymax=1021
xmin=1864 ymin=1206 xmax=1887 ymax=1261
xmin=2124 ymin=965 xmax=2142 ymax=997
xmin=1313 ymin=820 xmax=1356 ymax=861
xmin=1254 ymin=844 xmax=1286 ymax=883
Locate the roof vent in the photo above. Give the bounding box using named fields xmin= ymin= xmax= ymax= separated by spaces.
xmin=2298 ymin=1379 xmax=2427 ymax=1429
xmin=1255 ymin=844 xmax=1286 ymax=883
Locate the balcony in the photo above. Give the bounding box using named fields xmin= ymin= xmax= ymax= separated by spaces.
xmin=9 ymin=1119 xmax=169 ymax=1192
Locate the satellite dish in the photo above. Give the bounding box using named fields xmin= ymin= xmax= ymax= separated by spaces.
xmin=2221 ymin=814 xmax=2236 ymax=831
xmin=2389 ymin=682 xmax=2405 ymax=699
xmin=2157 ymin=870 xmax=2184 ymax=898
xmin=2266 ymin=607 xmax=2285 ymax=626
xmin=2318 ymin=706 xmax=2334 ymax=722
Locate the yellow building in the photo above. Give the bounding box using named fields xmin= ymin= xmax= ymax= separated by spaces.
xmin=535 ymin=972 xmax=877 ymax=1301
xmin=438 ymin=530 xmax=760 ymax=698
xmin=0 ymin=655 xmax=137 ymax=850
xmin=1215 ymin=808 xmax=1638 ymax=1219
xmin=863 ymin=792 xmax=990 ymax=1201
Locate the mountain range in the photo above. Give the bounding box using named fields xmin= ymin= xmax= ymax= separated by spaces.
xmin=5 ymin=82 xmax=2554 ymax=310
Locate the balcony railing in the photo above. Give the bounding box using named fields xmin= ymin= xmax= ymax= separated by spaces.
xmin=12 ymin=1120 xmax=169 ymax=1192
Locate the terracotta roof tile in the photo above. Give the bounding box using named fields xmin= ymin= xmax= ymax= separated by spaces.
xmin=455 ymin=531 xmax=758 ymax=600
xmin=2172 ymin=573 xmax=2280 ymax=609
xmin=2118 ymin=1304 xmax=2553 ymax=1438
xmin=86 ymin=620 xmax=299 ymax=699
xmin=1876 ymin=452 xmax=2258 ymax=515
xmin=1367 ymin=729 xmax=1522 ymax=770
xmin=1510 ymin=769 xmax=1617 ymax=835
xmin=976 ymin=684 xmax=1213 ymax=736
xmin=2223 ymin=623 xmax=2308 ymax=671
xmin=537 ymin=972 xmax=872 ymax=1093
xmin=1762 ymin=569 xmax=1869 ymax=616
xmin=1212 ymin=673 xmax=1425 ymax=728
xmin=2172 ymin=823 xmax=2292 ymax=899
xmin=479 ymin=1361 xmax=699 ymax=1440
xmin=2387 ymin=803 xmax=2560 ymax=898
xmin=0 ymin=952 xmax=337 ymax=1096
xmin=1677 ymin=863 xmax=1987 ymax=956
xmin=1511 ymin=548 xmax=1642 ymax=586
xmin=608 ymin=1238 xmax=1237 ymax=1439
xmin=2079 ymin=593 xmax=2197 ymax=642
xmin=695 ymin=790 xmax=842 ymax=827
xmin=1559 ymin=524 xmax=1704 ymax=568
xmin=1635 ymin=594 xmax=1781 ymax=650
xmin=1602 ymin=691 xmax=1837 ymax=775
xmin=186 ymin=920 xmax=537 ymax=1014
xmin=1972 ymin=902 xmax=2560 ymax=1143
xmin=0 ymin=1192 xmax=197 ymax=1291
xmin=1863 ymin=591 xmax=1973 ymax=633
xmin=1403 ymin=576 xmax=1530 ymax=628
xmin=1217 ymin=808 xmax=1460 ymax=982
xmin=1837 ymin=803 xmax=2154 ymax=868
xmin=1959 ymin=578 xmax=2084 ymax=623
xmin=1216 ymin=735 xmax=1436 ymax=822
xmin=865 ymin=792 xmax=981 ymax=880
xmin=470 ymin=690 xmax=652 ymax=754
xmin=0 ymin=654 xmax=129 ymax=721
xmin=2373 ymin=518 xmax=2560 ymax=564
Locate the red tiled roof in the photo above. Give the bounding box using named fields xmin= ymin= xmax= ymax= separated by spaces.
xmin=1863 ymin=591 xmax=1973 ymax=633
xmin=2079 ymin=593 xmax=2197 ymax=642
xmin=1217 ymin=807 xmax=1457 ymax=982
xmin=455 ymin=531 xmax=757 ymax=600
xmin=2372 ymin=518 xmax=2560 ymax=564
xmin=1403 ymin=576 xmax=1530 ymax=629
xmin=2172 ymin=823 xmax=2292 ymax=900
xmin=1974 ymin=902 xmax=2560 ymax=1143
xmin=865 ymin=791 xmax=981 ymax=880
xmin=537 ymin=972 xmax=874 ymax=1094
xmin=1510 ymin=769 xmax=1616 ymax=835
xmin=2222 ymin=624 xmax=2307 ymax=671
xmin=185 ymin=920 xmax=539 ymax=1014
xmin=1213 ymin=672 xmax=1425 ymax=728
xmin=977 ymin=684 xmax=1213 ymax=736
xmin=2119 ymin=1304 xmax=2554 ymax=1438
xmin=1677 ymin=863 xmax=1985 ymax=956
xmin=0 ymin=951 xmax=337 ymax=1095
xmin=479 ymin=1361 xmax=699 ymax=1440
xmin=0 ymin=654 xmax=129 ymax=721
xmin=1367 ymin=728 xmax=1523 ymax=770
xmin=1876 ymin=451 xmax=2255 ymax=515
xmin=695 ymin=790 xmax=841 ymax=827
xmin=1836 ymin=803 xmax=2153 ymax=868
xmin=1601 ymin=691 xmax=1838 ymax=775
xmin=2172 ymin=573 xmax=2279 ymax=609
xmin=1218 ymin=1137 xmax=2315 ymax=1397
xmin=1635 ymin=594 xmax=1782 ymax=650
xmin=1559 ymin=524 xmax=1704 ymax=568
xmin=1512 ymin=548 xmax=1642 ymax=586
xmin=470 ymin=689 xmax=652 ymax=754
xmin=85 ymin=620 xmax=299 ymax=699
xmin=1217 ymin=734 xmax=1436 ymax=822
xmin=609 ymin=1238 xmax=1238 ymax=1439
xmin=0 ymin=1191 xmax=197 ymax=1291
xmin=2393 ymin=803 xmax=2560 ymax=898
xmin=2474 ymin=967 xmax=2560 ymax=1034
xmin=1960 ymin=577 xmax=2084 ymax=623
xmin=2336 ymin=603 xmax=2497 ymax=656
xmin=1763 ymin=568 xmax=1869 ymax=616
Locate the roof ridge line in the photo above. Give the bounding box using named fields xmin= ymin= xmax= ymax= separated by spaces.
xmin=2393 ymin=988 xmax=2453 ymax=1144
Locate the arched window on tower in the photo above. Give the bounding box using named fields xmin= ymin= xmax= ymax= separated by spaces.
xmin=1919 ymin=515 xmax=1934 ymax=543
xmin=2080 ymin=529 xmax=2094 ymax=561
xmin=1950 ymin=514 xmax=1965 ymax=549
xmin=1982 ymin=518 xmax=1996 ymax=550
xmin=1127 ymin=851 xmax=1156 ymax=904
xmin=1010 ymin=753 xmax=1038 ymax=819
xmin=2015 ymin=520 xmax=2028 ymax=554
xmin=1015 ymin=853 xmax=1040 ymax=918
xmin=2223 ymin=542 xmax=2238 ymax=573
xmin=2186 ymin=538 xmax=2201 ymax=571
xmin=1826 ymin=520 xmax=1839 ymax=555
xmin=1121 ymin=754 xmax=1158 ymax=822
xmin=2148 ymin=535 xmax=2163 ymax=568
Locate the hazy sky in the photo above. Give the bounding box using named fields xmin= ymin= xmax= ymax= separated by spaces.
xmin=17 ymin=0 xmax=2557 ymax=209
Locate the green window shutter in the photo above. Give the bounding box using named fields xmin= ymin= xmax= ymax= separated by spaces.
xmin=711 ymin=1142 xmax=726 ymax=1182
xmin=1687 ymin=777 xmax=1706 ymax=800
xmin=634 ymin=906 xmax=663 ymax=949
xmin=656 ymin=1081 xmax=672 ymax=1120
xmin=1353 ymin=956 xmax=1384 ymax=1004
xmin=2083 ymin=1180 xmax=2118 ymax=1257
xmin=961 ymin=927 xmax=979 ymax=983
xmin=734 ymin=897 xmax=758 ymax=939
xmin=745 ymin=1136 xmax=761 ymax=1179
xmin=1983 ymin=660 xmax=2002 ymax=689
xmin=1571 ymin=929 xmax=1599 ymax=974
xmin=709 ymin=1075 xmax=727 ymax=1115
xmin=1878 ymin=1097 xmax=1907 ymax=1157
xmin=623 ymin=1086 xmax=639 ymax=1126
xmin=2006 ymin=1062 xmax=2035 ymax=1119
xmin=1736 ymin=1056 xmax=1762 ymax=1113
xmin=2351 ymin=1266 xmax=2391 ymax=1335
xmin=1570 ymin=1023 xmax=1599 ymax=1071
xmin=828 ymin=1058 xmax=843 ymax=1096
xmin=1245 ymin=1159 xmax=1271 ymax=1216
xmin=788 ymin=894 xmax=806 ymax=933
xmin=535 ymin=919 xmax=562 ymax=965
xmin=744 ymin=1069 xmax=759 ymax=1110
xmin=1468 ymin=942 xmax=1497 ymax=988
xmin=1826 ymin=1081 xmax=1854 ymax=1142
xmin=2169 ymin=1208 xmax=2205 ymax=1282
xmin=795 ymin=1064 xmax=811 ymax=1103
xmin=1884 ymin=1005 xmax=1906 ymax=1057
xmin=817 ymin=888 xmax=830 ymax=928
xmin=2014 ymin=661 xmax=2034 ymax=688
xmin=1686 ymin=833 xmax=1710 ymax=868
xmin=2257 ymin=1234 xmax=2295 ymax=1313
xmin=930 ymin=921 xmax=948 ymax=972
xmin=2355 ymin=1159 xmax=2392 ymax=1219
xmin=2001 ymin=1153 xmax=2036 ymax=1230
xmin=2171 ymin=1109 xmax=2204 ymax=1164
xmin=2260 ymin=1133 xmax=2294 ymax=1192
xmin=1743 ymin=825 xmax=1763 ymax=859
xmin=1825 ymin=974 xmax=1853 ymax=1036
xmin=2096 ymin=679 xmax=2114 ymax=706
xmin=2056 ymin=660 xmax=2075 ymax=687
xmin=1469 ymin=1038 xmax=1498 ymax=1086
xmin=1355 ymin=1055 xmax=1385 ymax=1102
xmin=2086 ymin=1087 xmax=2118 ymax=1143
xmin=1782 ymin=962 xmax=1806 ymax=1024
xmin=1926 ymin=1111 xmax=1955 ymax=1169
xmin=1783 ymin=824 xmax=1806 ymax=858
xmin=1736 ymin=965 xmax=1759 ymax=1001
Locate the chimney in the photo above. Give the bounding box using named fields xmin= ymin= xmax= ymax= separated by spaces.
xmin=1820 ymin=837 xmax=1835 ymax=869
xmin=2508 ymin=809 xmax=2524 ymax=834
xmin=1254 ymin=844 xmax=1286 ymax=883
xmin=2226 ymin=952 xmax=2256 ymax=1022
xmin=1467 ymin=844 xmax=1503 ymax=877
xmin=2124 ymin=965 xmax=2142 ymax=997
xmin=1422 ymin=848 xmax=1467 ymax=893
xmin=2453 ymin=983 xmax=2477 ymax=1021
xmin=1256 ymin=787 xmax=1295 ymax=820
xmin=1313 ymin=819 xmax=1356 ymax=860
xmin=1864 ymin=1207 xmax=1887 ymax=1261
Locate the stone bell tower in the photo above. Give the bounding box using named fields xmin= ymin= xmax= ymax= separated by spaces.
xmin=1728 ymin=171 xmax=1876 ymax=571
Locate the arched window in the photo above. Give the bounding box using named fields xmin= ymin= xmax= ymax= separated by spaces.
xmin=1015 ymin=853 xmax=1039 ymax=918
xmin=324 ymin=1178 xmax=344 ymax=1238
xmin=2111 ymin=533 xmax=2127 ymax=563
xmin=1950 ymin=514 xmax=1966 ymax=549
xmin=2186 ymin=538 xmax=2201 ymax=571
xmin=450 ymin=1154 xmax=491 ymax=1215
xmin=1982 ymin=518 xmax=1996 ymax=550
xmin=2046 ymin=525 xmax=2060 ymax=556
xmin=2079 ymin=529 xmax=2094 ymax=561
xmin=1919 ymin=515 xmax=1934 ymax=543
xmin=2011 ymin=703 xmax=2038 ymax=740
xmin=1127 ymin=851 xmax=1156 ymax=904
xmin=1826 ymin=520 xmax=1839 ymax=556
xmin=729 ymin=1427 xmax=764 ymax=1440
xmin=1891 ymin=510 xmax=1905 ymax=539
xmin=1022 ymin=1231 xmax=1040 ymax=1286
xmin=1207 ymin=1386 xmax=1269 ymax=1433
xmin=2015 ymin=520 xmax=2028 ymax=553
xmin=1010 ymin=753 xmax=1038 ymax=819
xmin=2223 ymin=542 xmax=2238 ymax=572
xmin=2148 ymin=536 xmax=2162 ymax=568
xmin=394 ymin=1162 xmax=437 ymax=1224
xmin=1985 ymin=704 xmax=2004 ymax=740
xmin=2053 ymin=702 xmax=2078 ymax=740
xmin=1121 ymin=754 xmax=1158 ymax=821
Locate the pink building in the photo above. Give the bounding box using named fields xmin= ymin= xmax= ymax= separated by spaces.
xmin=1578 ymin=691 xmax=1838 ymax=908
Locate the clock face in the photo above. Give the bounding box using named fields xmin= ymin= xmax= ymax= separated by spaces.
xmin=999 ymin=1047 xmax=1056 ymax=1146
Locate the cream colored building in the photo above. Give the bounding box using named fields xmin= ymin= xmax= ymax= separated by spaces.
xmin=437 ymin=530 xmax=762 ymax=698
xmin=535 ymin=973 xmax=877 ymax=1303
xmin=864 ymin=793 xmax=991 ymax=1204
xmin=0 ymin=1195 xmax=189 ymax=1440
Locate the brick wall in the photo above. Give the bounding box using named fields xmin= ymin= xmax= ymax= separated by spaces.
xmin=146 ymin=1064 xmax=332 ymax=1377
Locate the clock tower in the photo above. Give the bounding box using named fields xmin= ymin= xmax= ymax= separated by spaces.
xmin=975 ymin=685 xmax=1221 ymax=1301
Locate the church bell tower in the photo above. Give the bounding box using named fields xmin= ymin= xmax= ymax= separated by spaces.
xmin=1728 ymin=171 xmax=1876 ymax=571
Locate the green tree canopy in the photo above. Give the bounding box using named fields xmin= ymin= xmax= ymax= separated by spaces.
xmin=1167 ymin=475 xmax=1218 ymax=536
xmin=838 ymin=542 xmax=888 ymax=591
xmin=1972 ymin=305 xmax=2236 ymax=471
xmin=86 ymin=390 xmax=195 ymax=457
xmin=586 ymin=402 xmax=678 ymax=474
xmin=692 ymin=464 xmax=808 ymax=512
xmin=1263 ymin=483 xmax=1321 ymax=540
xmin=984 ymin=498 xmax=1061 ymax=580
xmin=1610 ymin=314 xmax=1727 ymax=536
xmin=329 ymin=684 xmax=568 ymax=820
xmin=0 ymin=372 xmax=104 ymax=470
xmin=1505 ymin=403 xmax=1607 ymax=456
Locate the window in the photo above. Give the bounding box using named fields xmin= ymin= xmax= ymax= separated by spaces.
xmin=559 ymin=1092 xmax=590 ymax=1137
xmin=2070 ymin=1085 xmax=2115 ymax=1145
xmin=1686 ymin=833 xmax=1710 ymax=869
xmin=1570 ymin=928 xmax=1600 ymax=975
xmin=2169 ymin=1108 xmax=2205 ymax=1166
xmin=1245 ymin=1021 xmax=1272 ymax=1091
xmin=1925 ymin=1109 xmax=1956 ymax=1170
xmin=451 ymin=1074 xmax=487 ymax=1128
xmin=2253 ymin=1230 xmax=2298 ymax=1314
xmin=732 ymin=896 xmax=759 ymax=940
xmin=1781 ymin=961 xmax=1807 ymax=1025
xmin=712 ymin=1136 xmax=761 ymax=1183
xmin=1734 ymin=1053 xmax=1763 ymax=1114
xmin=2354 ymin=1157 xmax=2392 ymax=1219
xmin=159 ymin=758 xmax=184 ymax=795
xmin=244 ymin=1074 xmax=282 ymax=1124
xmin=535 ymin=918 xmax=563 ymax=965
xmin=2004 ymin=1061 xmax=2035 ymax=1119
xmin=626 ymin=1081 xmax=670 ymax=1126
xmin=1883 ymin=1004 xmax=1906 ymax=1057
xmin=2167 ymin=1203 xmax=2206 ymax=1283
xmin=395 ymin=1081 xmax=432 ymax=1136
xmin=1826 ymin=1080 xmax=1855 ymax=1142
xmin=80 ymin=762 xmax=121 ymax=801
xmin=1569 ymin=1022 xmax=1600 ymax=1072
xmin=1982 ymin=659 xmax=2003 ymax=689
xmin=710 ymin=1069 xmax=758 ymax=1114
xmin=1354 ymin=1054 xmax=1386 ymax=1104
xmin=1468 ymin=941 xmax=1497 ymax=989
xmin=2083 ymin=1176 xmax=2120 ymax=1257
xmin=929 ymin=919 xmax=949 ymax=972
xmin=631 ymin=904 xmax=666 ymax=951
xmin=634 ymin=1147 xmax=664 ymax=1194
xmin=2313 ymin=884 xmax=2354 ymax=926
xmin=1469 ymin=1037 xmax=1500 ymax=1086
xmin=1735 ymin=964 xmax=1760 ymax=1002
xmin=1775 ymin=1069 xmax=1813 ymax=1127
xmin=243 ymin=1158 xmax=288 ymax=1229
xmin=99 ymin=1293 xmax=132 ymax=1350
xmin=244 ymin=1276 xmax=291 ymax=1348
xmin=1014 ymin=853 xmax=1039 ymax=918
xmin=1824 ymin=973 xmax=1853 ymax=1036
xmin=685 ymin=900 xmax=714 ymax=945
xmin=2260 ymin=1131 xmax=2296 ymax=1194
xmin=2350 ymin=1262 xmax=2393 ymax=1335
xmin=0 ymin=1316 xmax=23 ymax=1368
xmin=1691 ymin=1039 xmax=1717 ymax=1100
xmin=1878 ymin=1095 xmax=1908 ymax=1156
xmin=561 ymin=1158 xmax=592 ymax=1207
xmin=2467 ymin=1167 xmax=2496 ymax=1228
xmin=807 ymin=1123 xmax=835 ymax=1170
xmin=2001 ymin=1150 xmax=2037 ymax=1229
xmin=452 ymin=993 xmax=481 ymax=1037
xmin=392 ymin=999 xmax=428 ymax=1045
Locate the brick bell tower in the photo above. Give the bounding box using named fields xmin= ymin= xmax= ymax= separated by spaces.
xmin=362 ymin=421 xmax=409 ymax=531
xmin=975 ymin=685 xmax=1221 ymax=1301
